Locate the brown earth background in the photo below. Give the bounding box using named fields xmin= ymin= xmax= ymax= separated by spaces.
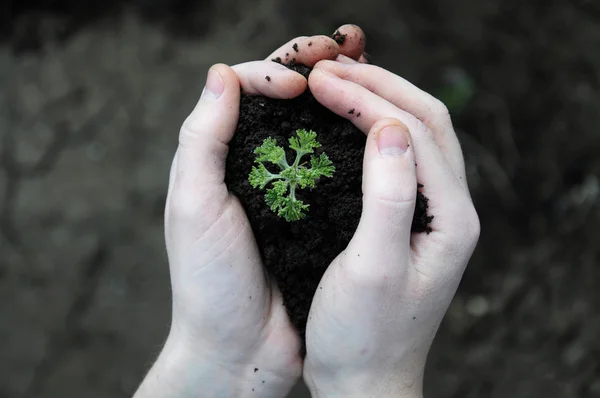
xmin=1 ymin=1 xmax=599 ymax=397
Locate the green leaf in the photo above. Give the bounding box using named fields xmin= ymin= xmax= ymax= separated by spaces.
xmin=310 ymin=153 xmax=335 ymax=178
xmin=289 ymin=129 xmax=321 ymax=154
xmin=249 ymin=164 xmax=275 ymax=189
xmin=297 ymin=167 xmax=317 ymax=189
xmin=280 ymin=167 xmax=296 ymax=180
xmin=254 ymin=138 xmax=286 ymax=166
xmin=248 ymin=130 xmax=335 ymax=222
xmin=265 ymin=180 xmax=288 ymax=211
xmin=297 ymin=154 xmax=335 ymax=189
xmin=278 ymin=197 xmax=309 ymax=222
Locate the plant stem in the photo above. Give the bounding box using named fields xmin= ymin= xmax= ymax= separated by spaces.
xmin=278 ymin=158 xmax=291 ymax=170
xmin=292 ymin=151 xmax=306 ymax=169
xmin=290 ymin=181 xmax=297 ymax=201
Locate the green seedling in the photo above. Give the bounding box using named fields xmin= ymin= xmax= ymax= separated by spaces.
xmin=248 ymin=129 xmax=335 ymax=222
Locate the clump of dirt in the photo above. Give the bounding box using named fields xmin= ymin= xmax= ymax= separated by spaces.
xmin=225 ymin=63 xmax=432 ymax=350
xmin=331 ymin=29 xmax=347 ymax=44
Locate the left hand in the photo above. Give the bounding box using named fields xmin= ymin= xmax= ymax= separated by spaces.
xmin=302 ymin=60 xmax=480 ymax=397
xmin=134 ymin=26 xmax=368 ymax=398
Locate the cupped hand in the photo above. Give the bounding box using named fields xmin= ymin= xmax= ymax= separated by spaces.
xmin=135 ymin=26 xmax=368 ymax=398
xmin=303 ymin=61 xmax=481 ymax=397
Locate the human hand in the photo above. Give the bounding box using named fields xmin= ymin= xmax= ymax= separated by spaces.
xmin=302 ymin=61 xmax=481 ymax=397
xmin=134 ymin=26 xmax=367 ymax=398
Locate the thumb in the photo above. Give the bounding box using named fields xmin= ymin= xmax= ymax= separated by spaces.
xmin=176 ymin=64 xmax=240 ymax=195
xmin=354 ymin=118 xmax=417 ymax=254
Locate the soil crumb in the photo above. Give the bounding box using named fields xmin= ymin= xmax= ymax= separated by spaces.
xmin=292 ymin=43 xmax=299 ymax=52
xmin=332 ymin=30 xmax=347 ymax=44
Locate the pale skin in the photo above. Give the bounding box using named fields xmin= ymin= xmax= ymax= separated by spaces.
xmin=134 ymin=24 xmax=480 ymax=398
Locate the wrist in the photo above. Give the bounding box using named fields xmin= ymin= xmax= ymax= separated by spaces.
xmin=307 ymin=385 xmax=423 ymax=398
xmin=134 ymin=329 xmax=295 ymax=398
xmin=304 ymin=369 xmax=423 ymax=398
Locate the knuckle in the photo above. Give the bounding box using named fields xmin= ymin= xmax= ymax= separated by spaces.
xmin=464 ymin=203 xmax=481 ymax=243
xmin=179 ymin=118 xmax=198 ymax=145
xmin=167 ymin=179 xmax=210 ymax=222
xmin=364 ymin=191 xmax=416 ymax=224
xmin=425 ymin=99 xmax=453 ymax=131
xmin=344 ymin=261 xmax=391 ymax=289
xmin=371 ymin=183 xmax=417 ymax=207
xmin=413 ymin=117 xmax=431 ymax=134
xmin=168 ymin=190 xmax=201 ymax=221
xmin=372 ymin=194 xmax=416 ymax=213
xmin=443 ymin=198 xmax=481 ymax=252
xmin=431 ymin=99 xmax=450 ymax=119
xmin=367 ymin=173 xmax=417 ymax=208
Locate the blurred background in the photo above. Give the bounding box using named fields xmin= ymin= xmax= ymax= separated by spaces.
xmin=2 ymin=0 xmax=599 ymax=397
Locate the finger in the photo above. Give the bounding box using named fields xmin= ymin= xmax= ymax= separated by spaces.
xmin=266 ymin=35 xmax=339 ymax=67
xmin=351 ymin=118 xmax=417 ymax=266
xmin=232 ymin=61 xmax=307 ymax=99
xmin=315 ymin=60 xmax=467 ymax=190
xmin=176 ymin=64 xmax=240 ymax=202
xmin=337 ymin=53 xmax=370 ymax=64
xmin=332 ymin=24 xmax=366 ymax=61
xmin=358 ymin=53 xmax=371 ymax=64
xmin=308 ymin=68 xmax=464 ymax=230
xmin=335 ymin=54 xmax=359 ymax=65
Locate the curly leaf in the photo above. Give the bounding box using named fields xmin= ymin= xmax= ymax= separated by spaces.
xmin=289 ymin=129 xmax=321 ymax=154
xmin=249 ymin=164 xmax=275 ymax=189
xmin=297 ymin=168 xmax=317 ymax=189
xmin=248 ymin=130 xmax=335 ymax=222
xmin=278 ymin=197 xmax=309 ymax=222
xmin=254 ymin=138 xmax=286 ymax=166
xmin=265 ymin=180 xmax=288 ymax=211
xmin=310 ymin=153 xmax=335 ymax=178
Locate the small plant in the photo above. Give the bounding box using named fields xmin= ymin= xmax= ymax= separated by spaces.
xmin=248 ymin=129 xmax=335 ymax=222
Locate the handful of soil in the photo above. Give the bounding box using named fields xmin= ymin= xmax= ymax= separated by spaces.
xmin=225 ymin=63 xmax=432 ymax=350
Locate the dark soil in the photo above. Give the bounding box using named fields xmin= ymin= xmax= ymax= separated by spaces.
xmin=225 ymin=63 xmax=432 ymax=348
xmin=5 ymin=1 xmax=600 ymax=397
xmin=332 ymin=29 xmax=347 ymax=45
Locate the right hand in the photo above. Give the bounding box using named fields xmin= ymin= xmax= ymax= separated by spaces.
xmin=303 ymin=60 xmax=481 ymax=397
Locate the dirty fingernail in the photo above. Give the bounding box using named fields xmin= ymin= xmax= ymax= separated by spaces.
xmin=377 ymin=125 xmax=410 ymax=156
xmin=202 ymin=68 xmax=224 ymax=99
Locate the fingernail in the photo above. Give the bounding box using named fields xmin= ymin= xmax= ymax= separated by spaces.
xmin=336 ymin=54 xmax=357 ymax=64
xmin=377 ymin=125 xmax=410 ymax=156
xmin=202 ymin=68 xmax=224 ymax=99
